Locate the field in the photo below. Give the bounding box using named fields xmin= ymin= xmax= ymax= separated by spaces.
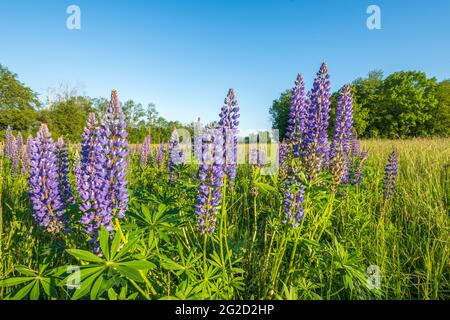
xmin=0 ymin=134 xmax=448 ymax=300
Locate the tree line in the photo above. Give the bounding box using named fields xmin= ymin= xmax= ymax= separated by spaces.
xmin=270 ymin=70 xmax=450 ymax=139
xmin=0 ymin=64 xmax=193 ymax=144
xmin=2 ymin=64 xmax=449 ymax=143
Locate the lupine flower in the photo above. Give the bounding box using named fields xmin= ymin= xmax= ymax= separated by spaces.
xmin=194 ymin=117 xmax=203 ymax=164
xmin=78 ymin=112 xmax=99 ymax=236
xmin=285 ymin=74 xmax=307 ymax=158
xmin=96 ymin=90 xmax=129 ymax=220
xmin=249 ymin=144 xmax=258 ymax=165
xmin=302 ymin=63 xmax=331 ymax=180
xmin=219 ymin=88 xmax=240 ymax=181
xmin=4 ymin=126 xmax=15 ymax=158
xmin=140 ymin=135 xmax=151 ymax=169
xmin=21 ymin=135 xmax=33 ymax=174
xmin=278 ymin=140 xmax=290 ymax=180
xmin=11 ymin=134 xmax=19 ymax=173
xmin=156 ymin=143 xmax=165 ymax=168
xmin=282 ymin=177 xmax=305 ymax=228
xmin=79 ymin=92 xmax=129 ymax=249
xmin=195 ymin=128 xmax=225 ymax=234
xmin=330 ymin=85 xmax=353 ymax=186
xmin=55 ymin=138 xmax=74 ymax=206
xmin=168 ymin=128 xmax=184 ymax=181
xmin=28 ymin=124 xmax=66 ymax=234
xmin=383 ymin=148 xmax=399 ymax=201
xmin=346 ymin=132 xmax=368 ymax=186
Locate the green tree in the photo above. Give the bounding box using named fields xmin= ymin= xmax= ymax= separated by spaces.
xmin=434 ymin=80 xmax=450 ymax=136
xmin=269 ymin=90 xmax=291 ymax=140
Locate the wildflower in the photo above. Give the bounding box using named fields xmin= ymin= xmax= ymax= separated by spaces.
xmin=156 ymin=143 xmax=165 ymax=168
xmin=96 ymin=90 xmax=129 ymax=220
xmin=140 ymin=135 xmax=151 ymax=169
xmin=330 ymin=85 xmax=353 ymax=186
xmin=383 ymin=148 xmax=399 ymax=201
xmin=55 ymin=138 xmax=74 ymax=206
xmin=219 ymin=88 xmax=240 ymax=181
xmin=168 ymin=128 xmax=183 ymax=181
xmin=346 ymin=132 xmax=368 ymax=186
xmin=28 ymin=124 xmax=66 ymax=234
xmin=194 ymin=117 xmax=203 ymax=164
xmin=282 ymin=177 xmax=305 ymax=228
xmin=302 ymin=63 xmax=331 ymax=180
xmin=4 ymin=126 xmax=15 ymax=158
xmin=285 ymin=74 xmax=307 ymax=158
xmin=195 ymin=128 xmax=225 ymax=234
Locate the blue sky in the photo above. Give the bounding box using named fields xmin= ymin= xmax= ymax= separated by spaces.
xmin=1 ymin=0 xmax=449 ymax=131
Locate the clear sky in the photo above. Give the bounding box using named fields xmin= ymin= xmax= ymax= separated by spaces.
xmin=1 ymin=0 xmax=449 ymax=131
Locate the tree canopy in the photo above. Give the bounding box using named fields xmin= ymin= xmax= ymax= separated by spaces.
xmin=269 ymin=70 xmax=450 ymax=139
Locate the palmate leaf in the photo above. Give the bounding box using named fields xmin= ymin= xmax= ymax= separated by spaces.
xmin=11 ymin=280 xmax=36 ymax=300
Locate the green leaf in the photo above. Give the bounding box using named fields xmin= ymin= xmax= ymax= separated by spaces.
xmin=0 ymin=277 xmax=34 ymax=287
xmin=30 ymin=281 xmax=40 ymax=300
xmin=108 ymin=288 xmax=118 ymax=300
xmin=99 ymin=227 xmax=110 ymax=261
xmin=14 ymin=265 xmax=37 ymax=277
xmin=110 ymin=231 xmax=122 ymax=260
xmin=66 ymin=249 xmax=105 ymax=263
xmin=11 ymin=280 xmax=36 ymax=300
xmin=160 ymin=256 xmax=184 ymax=271
xmin=116 ymin=266 xmax=144 ymax=282
xmin=119 ymin=260 xmax=156 ymax=270
xmin=72 ymin=271 xmax=102 ymax=300
xmin=90 ymin=275 xmax=104 ymax=300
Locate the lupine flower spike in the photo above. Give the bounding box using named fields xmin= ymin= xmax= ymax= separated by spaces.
xmin=219 ymin=88 xmax=240 ymax=182
xmin=383 ymin=148 xmax=399 ymax=201
xmin=286 ymin=74 xmax=307 ymax=158
xmin=28 ymin=124 xmax=67 ymax=234
xmin=330 ymin=84 xmax=353 ymax=188
xmin=195 ymin=128 xmax=225 ymax=234
xmin=302 ymin=63 xmax=331 ymax=180
xmin=56 ymin=137 xmax=75 ymax=206
xmin=140 ymin=135 xmax=151 ymax=169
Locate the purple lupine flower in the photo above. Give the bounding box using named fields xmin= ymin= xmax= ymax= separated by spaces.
xmin=249 ymin=144 xmax=258 ymax=165
xmin=195 ymin=128 xmax=225 ymax=234
xmin=383 ymin=148 xmax=399 ymax=201
xmin=55 ymin=138 xmax=74 ymax=206
xmin=302 ymin=63 xmax=331 ymax=180
xmin=156 ymin=143 xmax=165 ymax=168
xmin=194 ymin=117 xmax=203 ymax=164
xmin=285 ymin=74 xmax=308 ymax=158
xmin=140 ymin=135 xmax=151 ymax=169
xmin=4 ymin=126 xmax=15 ymax=158
xmin=219 ymin=88 xmax=240 ymax=181
xmin=28 ymin=124 xmax=66 ymax=234
xmin=346 ymin=132 xmax=368 ymax=186
xmin=329 ymin=85 xmax=353 ymax=186
xmin=168 ymin=128 xmax=183 ymax=181
xmin=11 ymin=133 xmax=19 ymax=173
xmin=21 ymin=135 xmax=34 ymax=174
xmin=96 ymin=90 xmax=129 ymax=220
xmin=278 ymin=140 xmax=290 ymax=180
xmin=282 ymin=177 xmax=305 ymax=228
xmin=77 ymin=113 xmax=105 ymax=243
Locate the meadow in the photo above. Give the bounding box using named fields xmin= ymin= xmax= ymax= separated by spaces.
xmin=0 ymin=134 xmax=448 ymax=300
xmin=0 ymin=66 xmax=448 ymax=301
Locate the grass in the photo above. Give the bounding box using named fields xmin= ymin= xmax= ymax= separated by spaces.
xmin=0 ymin=137 xmax=448 ymax=300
